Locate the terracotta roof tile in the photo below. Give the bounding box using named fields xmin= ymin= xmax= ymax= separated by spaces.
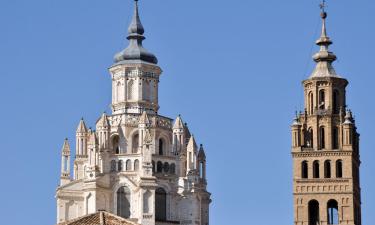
xmin=58 ymin=211 xmax=139 ymax=225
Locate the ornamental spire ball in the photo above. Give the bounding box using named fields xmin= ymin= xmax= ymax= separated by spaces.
xmin=114 ymin=0 xmax=158 ymax=64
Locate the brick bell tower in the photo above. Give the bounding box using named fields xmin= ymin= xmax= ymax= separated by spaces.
xmin=291 ymin=3 xmax=362 ymax=225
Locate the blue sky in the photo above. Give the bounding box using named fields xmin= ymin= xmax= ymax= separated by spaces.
xmin=0 ymin=0 xmax=374 ymax=224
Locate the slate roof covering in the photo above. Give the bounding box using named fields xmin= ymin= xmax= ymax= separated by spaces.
xmin=58 ymin=211 xmax=140 ymax=225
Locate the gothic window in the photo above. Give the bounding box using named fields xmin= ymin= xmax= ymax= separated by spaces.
xmin=111 ymin=160 xmax=116 ymax=172
xmin=319 ymin=127 xmax=326 ymax=149
xmin=333 ymin=90 xmax=340 ymax=114
xmin=327 ymin=200 xmax=339 ymax=225
xmin=126 ymin=159 xmax=132 ymax=171
xmin=134 ymin=159 xmax=140 ymax=171
xmin=302 ymin=161 xmax=308 ymax=179
xmin=305 ymin=128 xmax=314 ymax=148
xmin=132 ymin=134 xmax=139 ymax=153
xmin=117 ymin=186 xmax=131 ymax=219
xmin=118 ymin=160 xmax=123 ymax=171
xmin=170 ymin=163 xmax=176 ymax=174
xmin=308 ymin=200 xmax=320 ymax=225
xmin=336 ymin=160 xmax=343 ymax=178
xmin=199 ymin=162 xmax=204 ymax=179
xmin=319 ymin=89 xmax=325 ymax=109
xmin=308 ymin=92 xmax=314 ymax=115
xmin=159 ymin=139 xmax=164 ymax=155
xmin=155 ymin=188 xmax=167 ymax=221
xmin=143 ymin=190 xmax=152 ymax=213
xmin=333 ymin=127 xmax=339 ymax=149
xmin=157 ymin=161 xmax=163 ymax=173
xmin=313 ymin=161 xmax=320 ymax=178
xmin=112 ymin=136 xmax=120 ymax=154
xmin=163 ymin=162 xmax=170 ymax=173
xmin=324 ymin=160 xmax=331 ymax=178
xmin=128 ymin=80 xmax=135 ymax=100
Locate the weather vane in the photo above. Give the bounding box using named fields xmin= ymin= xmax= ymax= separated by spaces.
xmin=320 ymin=0 xmax=326 ymax=12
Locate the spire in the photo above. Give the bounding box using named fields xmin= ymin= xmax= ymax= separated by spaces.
xmin=310 ymin=2 xmax=340 ymax=78
xmin=97 ymin=113 xmax=109 ymax=128
xmin=62 ymin=138 xmax=71 ymax=155
xmin=187 ymin=136 xmax=198 ymax=151
xmin=114 ymin=0 xmax=158 ymax=64
xmin=77 ymin=118 xmax=88 ymax=133
xmin=173 ymin=115 xmax=185 ymax=129
xmin=198 ymin=144 xmax=206 ymax=160
xmin=139 ymin=111 xmax=150 ymax=125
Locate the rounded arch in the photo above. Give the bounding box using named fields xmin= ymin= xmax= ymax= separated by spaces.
xmin=157 ymin=161 xmax=163 ymax=173
xmin=170 ymin=163 xmax=176 ymax=174
xmin=308 ymin=200 xmax=320 ymax=225
xmin=313 ymin=160 xmax=320 ymax=178
xmin=336 ymin=160 xmax=343 ymax=178
xmin=118 ymin=160 xmax=123 ymax=172
xmin=111 ymin=135 xmax=120 ymax=154
xmin=155 ymin=187 xmax=167 ymax=221
xmin=126 ymin=159 xmax=132 ymax=171
xmin=308 ymin=91 xmax=314 ymax=115
xmin=324 ymin=160 xmax=332 ymax=178
xmin=319 ymin=126 xmax=326 ymax=149
xmin=158 ymin=138 xmax=165 ymax=156
xmin=134 ymin=159 xmax=140 ymax=171
xmin=327 ymin=199 xmax=339 ymax=224
xmin=319 ymin=89 xmax=325 ymax=109
xmin=163 ymin=162 xmax=170 ymax=173
xmin=306 ymin=127 xmax=314 ymax=148
xmin=302 ymin=161 xmax=308 ymax=179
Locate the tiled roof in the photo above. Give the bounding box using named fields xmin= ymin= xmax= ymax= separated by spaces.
xmin=58 ymin=211 xmax=140 ymax=225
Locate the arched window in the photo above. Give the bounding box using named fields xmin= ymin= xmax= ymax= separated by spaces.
xmin=308 ymin=200 xmax=320 ymax=225
xmin=159 ymin=139 xmax=164 ymax=156
xmin=118 ymin=160 xmax=123 ymax=171
xmin=336 ymin=160 xmax=343 ymax=178
xmin=134 ymin=159 xmax=140 ymax=171
xmin=155 ymin=188 xmax=167 ymax=221
xmin=117 ymin=186 xmax=131 ymax=218
xmin=324 ymin=160 xmax=331 ymax=178
xmin=313 ymin=161 xmax=320 ymax=178
xmin=302 ymin=161 xmax=308 ymax=179
xmin=132 ymin=134 xmax=139 ymax=153
xmin=157 ymin=161 xmax=163 ymax=173
xmin=309 ymin=92 xmax=314 ymax=115
xmin=327 ymin=200 xmax=339 ymax=225
xmin=128 ymin=80 xmax=135 ymax=100
xmin=333 ymin=90 xmax=340 ymax=114
xmin=319 ymin=127 xmax=325 ymax=149
xmin=305 ymin=128 xmax=314 ymax=148
xmin=126 ymin=160 xmax=132 ymax=171
xmin=112 ymin=136 xmax=120 ymax=154
xmin=319 ymin=89 xmax=325 ymax=109
xmin=111 ymin=160 xmax=116 ymax=172
xmin=163 ymin=162 xmax=170 ymax=173
xmin=170 ymin=163 xmax=176 ymax=174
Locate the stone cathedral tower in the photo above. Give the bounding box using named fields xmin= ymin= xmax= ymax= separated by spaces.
xmin=291 ymin=7 xmax=361 ymax=225
xmin=56 ymin=1 xmax=211 ymax=225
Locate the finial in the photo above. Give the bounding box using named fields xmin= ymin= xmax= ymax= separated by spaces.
xmin=114 ymin=0 xmax=158 ymax=64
